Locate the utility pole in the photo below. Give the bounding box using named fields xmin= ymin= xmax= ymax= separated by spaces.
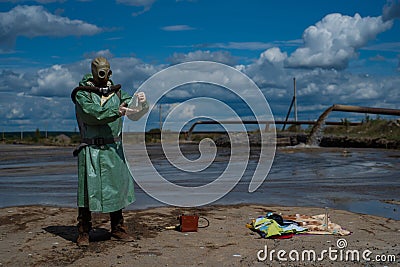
xmin=20 ymin=126 xmax=23 ymax=140
xmin=293 ymin=77 xmax=298 ymax=122
xmin=282 ymin=78 xmax=299 ymax=131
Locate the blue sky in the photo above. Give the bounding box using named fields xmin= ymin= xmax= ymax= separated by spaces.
xmin=0 ymin=0 xmax=399 ymax=132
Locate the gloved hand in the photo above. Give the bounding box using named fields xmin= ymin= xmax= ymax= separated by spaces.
xmin=119 ymin=102 xmax=130 ymax=116
xmin=119 ymin=92 xmax=146 ymax=117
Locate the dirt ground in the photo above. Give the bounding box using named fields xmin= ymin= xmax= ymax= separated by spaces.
xmin=0 ymin=204 xmax=399 ymax=266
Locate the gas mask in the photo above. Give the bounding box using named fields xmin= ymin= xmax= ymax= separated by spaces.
xmin=91 ymin=57 xmax=112 ymax=86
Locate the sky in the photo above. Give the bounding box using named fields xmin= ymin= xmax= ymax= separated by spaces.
xmin=0 ymin=0 xmax=399 ymax=132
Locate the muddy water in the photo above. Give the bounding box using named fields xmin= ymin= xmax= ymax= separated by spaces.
xmin=0 ymin=144 xmax=399 ymax=220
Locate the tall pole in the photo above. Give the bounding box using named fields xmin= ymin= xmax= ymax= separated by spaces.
xmin=293 ymin=77 xmax=298 ymax=122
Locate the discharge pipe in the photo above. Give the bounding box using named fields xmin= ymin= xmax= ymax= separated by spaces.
xmin=307 ymin=104 xmax=400 ymax=145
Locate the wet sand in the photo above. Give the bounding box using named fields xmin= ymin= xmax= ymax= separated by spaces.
xmin=0 ymin=204 xmax=399 ymax=266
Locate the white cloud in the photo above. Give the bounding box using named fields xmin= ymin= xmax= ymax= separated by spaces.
xmin=161 ymin=25 xmax=195 ymax=31
xmin=351 ymin=86 xmax=380 ymax=100
xmin=259 ymin=47 xmax=287 ymax=63
xmin=363 ymin=42 xmax=400 ymax=53
xmin=30 ymin=65 xmax=76 ymax=97
xmin=84 ymin=49 xmax=114 ymax=60
xmin=382 ymin=0 xmax=400 ymax=21
xmin=199 ymin=42 xmax=273 ymax=50
xmin=398 ymin=55 xmax=400 ymax=71
xmin=0 ymin=55 xmax=164 ymax=130
xmin=168 ymin=50 xmax=238 ymax=65
xmin=242 ymin=48 xmax=288 ymax=90
xmin=241 ymin=44 xmax=400 ymax=120
xmin=0 ymin=70 xmax=33 ymax=92
xmin=298 ymin=104 xmax=329 ymax=112
xmin=286 ymin=13 xmax=393 ymax=70
xmin=116 ymin=0 xmax=156 ymax=16
xmin=0 ymin=92 xmax=75 ymax=131
xmin=7 ymin=107 xmax=24 ymax=119
xmin=169 ymin=42 xmax=274 ymax=51
xmin=107 ymin=57 xmax=163 ymax=90
xmin=298 ymin=82 xmax=320 ymax=96
xmin=167 ymin=103 xmax=195 ymax=120
xmin=173 ymin=41 xmax=302 ymax=51
xmin=218 ymin=42 xmax=272 ymax=50
xmin=0 ymin=5 xmax=102 ymax=50
xmin=369 ymin=54 xmax=386 ymax=61
xmin=17 ymin=55 xmax=162 ymax=98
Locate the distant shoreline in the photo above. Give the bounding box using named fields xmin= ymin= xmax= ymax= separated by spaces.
xmin=3 ymin=132 xmax=400 ymax=149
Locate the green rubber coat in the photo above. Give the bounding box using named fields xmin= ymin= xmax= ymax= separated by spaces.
xmin=74 ymin=74 xmax=148 ymax=212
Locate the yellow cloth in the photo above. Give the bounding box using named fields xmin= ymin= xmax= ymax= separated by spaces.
xmin=100 ymin=93 xmax=114 ymax=106
xmin=250 ymin=218 xmax=283 ymax=238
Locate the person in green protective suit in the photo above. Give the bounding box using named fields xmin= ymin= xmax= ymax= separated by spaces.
xmin=72 ymin=57 xmax=149 ymax=246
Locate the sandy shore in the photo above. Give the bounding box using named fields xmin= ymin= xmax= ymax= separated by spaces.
xmin=0 ymin=204 xmax=399 ymax=266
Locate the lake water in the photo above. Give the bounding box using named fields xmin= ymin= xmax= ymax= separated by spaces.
xmin=0 ymin=144 xmax=399 ymax=220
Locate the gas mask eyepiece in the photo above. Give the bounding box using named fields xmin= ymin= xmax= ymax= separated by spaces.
xmin=98 ymin=69 xmax=112 ymax=79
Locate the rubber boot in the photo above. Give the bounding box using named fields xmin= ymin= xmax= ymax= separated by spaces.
xmin=77 ymin=207 xmax=92 ymax=247
xmin=110 ymin=209 xmax=135 ymax=242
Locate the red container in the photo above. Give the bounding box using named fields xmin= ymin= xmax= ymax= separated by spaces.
xmin=179 ymin=215 xmax=199 ymax=232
